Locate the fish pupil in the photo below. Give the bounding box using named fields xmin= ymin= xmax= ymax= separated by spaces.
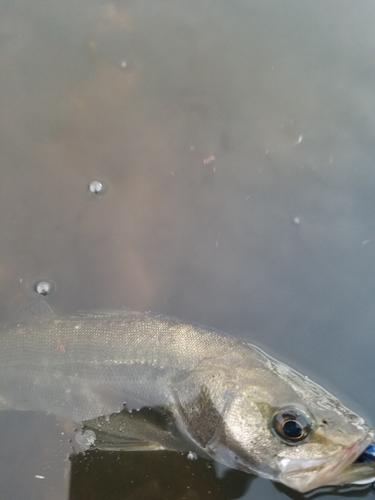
xmin=271 ymin=406 xmax=312 ymax=444
xmin=283 ymin=419 xmax=303 ymax=438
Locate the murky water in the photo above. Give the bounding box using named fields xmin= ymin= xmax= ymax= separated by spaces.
xmin=1 ymin=0 xmax=375 ymax=498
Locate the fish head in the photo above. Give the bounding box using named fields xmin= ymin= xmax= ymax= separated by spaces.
xmin=184 ymin=345 xmax=375 ymax=493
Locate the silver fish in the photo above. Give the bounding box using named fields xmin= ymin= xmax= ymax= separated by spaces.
xmin=1 ymin=302 xmax=374 ymax=493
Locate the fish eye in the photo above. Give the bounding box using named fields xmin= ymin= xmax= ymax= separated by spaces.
xmin=271 ymin=406 xmax=312 ymax=445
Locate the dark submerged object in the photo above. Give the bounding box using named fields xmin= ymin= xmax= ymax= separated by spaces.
xmin=357 ymin=445 xmax=375 ymax=464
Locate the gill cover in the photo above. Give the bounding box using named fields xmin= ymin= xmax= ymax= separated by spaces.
xmin=170 ymin=358 xmax=262 ymax=473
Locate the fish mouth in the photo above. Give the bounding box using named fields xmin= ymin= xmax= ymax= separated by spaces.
xmin=278 ymin=431 xmax=375 ymax=493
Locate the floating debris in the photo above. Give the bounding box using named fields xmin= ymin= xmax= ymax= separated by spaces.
xmin=120 ymin=61 xmax=127 ymax=69
xmin=292 ymin=135 xmax=303 ymax=147
xmin=203 ymin=155 xmax=216 ymax=165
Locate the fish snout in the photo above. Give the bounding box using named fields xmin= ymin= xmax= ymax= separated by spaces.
xmin=278 ymin=432 xmax=375 ymax=492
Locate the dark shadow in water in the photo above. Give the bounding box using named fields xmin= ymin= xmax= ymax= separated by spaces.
xmin=274 ymin=482 xmax=374 ymax=500
xmin=69 ymin=447 xmax=375 ymax=500
xmin=69 ymin=449 xmax=253 ymax=500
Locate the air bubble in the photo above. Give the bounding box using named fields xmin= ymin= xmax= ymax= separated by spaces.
xmin=88 ymin=180 xmax=104 ymax=194
xmin=35 ymin=281 xmax=51 ymax=296
xmin=75 ymin=430 xmax=97 ymax=450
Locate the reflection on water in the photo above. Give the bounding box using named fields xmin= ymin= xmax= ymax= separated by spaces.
xmin=1 ymin=0 xmax=375 ymax=498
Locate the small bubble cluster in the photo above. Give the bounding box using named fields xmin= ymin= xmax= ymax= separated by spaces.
xmin=75 ymin=430 xmax=97 ymax=450
xmin=187 ymin=451 xmax=198 ymax=461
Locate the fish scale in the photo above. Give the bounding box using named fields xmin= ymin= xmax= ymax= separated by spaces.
xmin=0 ymin=312 xmax=237 ymax=421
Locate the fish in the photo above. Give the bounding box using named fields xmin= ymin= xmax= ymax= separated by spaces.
xmin=1 ymin=297 xmax=375 ymax=493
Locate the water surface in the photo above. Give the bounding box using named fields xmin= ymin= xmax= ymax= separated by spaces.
xmin=1 ymin=1 xmax=375 ymax=499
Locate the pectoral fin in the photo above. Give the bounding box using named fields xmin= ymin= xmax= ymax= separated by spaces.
xmin=171 ymin=368 xmax=232 ymax=448
xmin=77 ymin=428 xmax=164 ymax=452
xmin=80 ymin=406 xmax=182 ymax=453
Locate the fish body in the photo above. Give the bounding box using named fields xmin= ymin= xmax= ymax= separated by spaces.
xmin=0 ymin=308 xmax=374 ymax=492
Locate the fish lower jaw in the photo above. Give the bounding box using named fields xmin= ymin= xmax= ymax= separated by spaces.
xmin=278 ymin=435 xmax=374 ymax=493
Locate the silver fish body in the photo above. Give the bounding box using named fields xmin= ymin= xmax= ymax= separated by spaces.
xmin=0 ymin=309 xmax=374 ymax=492
xmin=0 ymin=311 xmax=238 ymax=421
